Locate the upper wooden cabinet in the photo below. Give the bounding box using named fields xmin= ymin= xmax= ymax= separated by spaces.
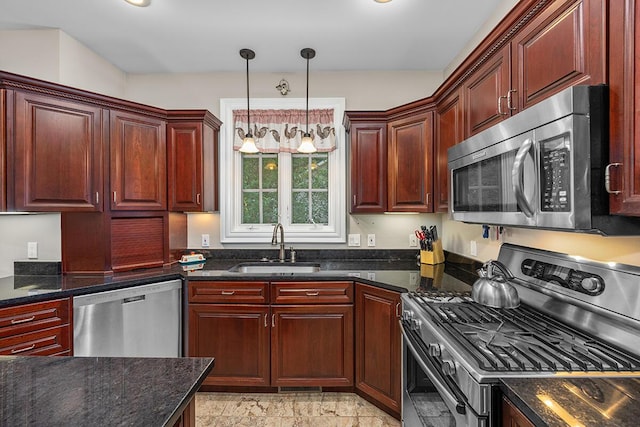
xmin=110 ymin=110 xmax=166 ymax=211
xmin=10 ymin=91 xmax=104 ymax=212
xmin=388 ymin=112 xmax=434 ymax=212
xmin=345 ymin=115 xmax=387 ymax=213
xmin=435 ymin=89 xmax=464 ymax=213
xmin=463 ymin=0 xmax=606 ymax=137
xmin=167 ymin=110 xmax=221 ymax=212
xmin=608 ymin=0 xmax=640 ymax=216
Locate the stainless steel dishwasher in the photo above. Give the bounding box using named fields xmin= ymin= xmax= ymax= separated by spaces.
xmin=73 ymin=279 xmax=182 ymax=357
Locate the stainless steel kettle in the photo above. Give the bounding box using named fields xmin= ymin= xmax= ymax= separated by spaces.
xmin=472 ymin=260 xmax=520 ymax=309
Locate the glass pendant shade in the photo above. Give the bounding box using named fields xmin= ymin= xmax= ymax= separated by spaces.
xmin=297 ymin=134 xmax=317 ymax=153
xmin=298 ymin=48 xmax=317 ymax=154
xmin=239 ymin=135 xmax=259 ymax=153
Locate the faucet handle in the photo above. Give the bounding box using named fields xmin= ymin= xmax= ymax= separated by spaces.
xmin=289 ymin=246 xmax=296 ymax=263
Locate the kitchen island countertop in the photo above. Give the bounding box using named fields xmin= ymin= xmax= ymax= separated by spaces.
xmin=0 ymin=355 xmax=214 ymax=427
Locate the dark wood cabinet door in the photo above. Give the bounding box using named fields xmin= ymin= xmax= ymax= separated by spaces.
xmin=502 ymin=397 xmax=535 ymax=427
xmin=271 ymin=305 xmax=354 ymax=387
xmin=12 ymin=91 xmax=104 ymax=211
xmin=167 ymin=122 xmax=203 ymax=212
xmin=463 ymin=45 xmax=512 ymax=137
xmin=435 ymin=89 xmax=464 ymax=213
xmin=387 ymin=112 xmax=434 ymax=212
xmin=609 ymin=0 xmax=640 ymax=216
xmin=355 ymin=284 xmax=401 ymax=417
xmin=188 ymin=304 xmax=270 ymax=387
xmin=349 ymin=121 xmax=387 ymax=213
xmin=110 ymin=110 xmax=166 ymax=210
xmin=511 ymin=0 xmax=606 ymax=111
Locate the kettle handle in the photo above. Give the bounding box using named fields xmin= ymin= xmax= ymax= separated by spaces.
xmin=485 ymin=260 xmax=514 ymax=280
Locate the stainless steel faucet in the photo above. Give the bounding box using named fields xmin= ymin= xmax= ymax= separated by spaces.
xmin=271 ymin=223 xmax=286 ymax=262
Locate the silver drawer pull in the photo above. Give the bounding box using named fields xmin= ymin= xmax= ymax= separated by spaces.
xmin=11 ymin=315 xmax=36 ymax=325
xmin=11 ymin=344 xmax=36 ymax=354
xmin=305 ymin=291 xmax=320 ymax=296
xmin=605 ymin=163 xmax=622 ymax=194
xmin=221 ymin=290 xmax=236 ymax=295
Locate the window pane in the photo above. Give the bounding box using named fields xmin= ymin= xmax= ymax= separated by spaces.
xmin=263 ymin=191 xmax=279 ymax=224
xmin=242 ymin=156 xmax=259 ymax=189
xmin=292 ymin=191 xmax=309 ymax=223
xmin=292 ymin=156 xmax=309 ymax=189
xmin=312 ymin=192 xmax=328 ymax=224
xmin=242 ymin=192 xmax=259 ymax=223
xmin=311 ymin=154 xmax=328 ymax=188
xmin=263 ymin=156 xmax=278 ymax=189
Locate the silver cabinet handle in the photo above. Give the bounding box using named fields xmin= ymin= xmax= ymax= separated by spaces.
xmin=221 ymin=290 xmax=235 ymax=295
xmin=113 ymin=191 xmax=117 ymax=203
xmin=196 ymin=193 xmax=201 ymax=205
xmin=395 ymin=302 xmax=401 ymax=318
xmin=271 ymin=314 xmax=275 ymax=327
xmin=95 ymin=192 xmax=100 ymax=204
xmin=353 ymin=195 xmax=356 ymax=206
xmin=305 ymin=291 xmax=320 ymax=296
xmin=426 ymin=192 xmax=430 ymax=206
xmin=605 ymin=163 xmax=622 ymax=194
xmin=512 ymin=138 xmax=535 ymax=218
xmin=11 ymin=315 xmax=35 ymax=325
xmin=11 ymin=344 xmax=36 ymax=354
xmin=507 ymin=89 xmax=517 ymax=110
xmin=264 ymin=313 xmax=268 ymax=328
xmin=498 ymin=95 xmax=508 ymax=115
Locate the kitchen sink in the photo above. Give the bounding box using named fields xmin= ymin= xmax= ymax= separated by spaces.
xmin=229 ymin=262 xmax=321 ymax=274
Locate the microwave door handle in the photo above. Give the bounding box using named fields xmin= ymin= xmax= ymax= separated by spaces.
xmin=512 ymin=138 xmax=535 ymax=218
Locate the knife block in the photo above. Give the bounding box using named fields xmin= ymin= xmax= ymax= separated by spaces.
xmin=420 ymin=240 xmax=445 ymax=265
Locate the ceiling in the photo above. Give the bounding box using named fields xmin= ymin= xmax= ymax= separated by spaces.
xmin=0 ymin=0 xmax=506 ymax=74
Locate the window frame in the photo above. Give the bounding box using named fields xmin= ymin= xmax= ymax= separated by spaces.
xmin=219 ymin=97 xmax=346 ymax=243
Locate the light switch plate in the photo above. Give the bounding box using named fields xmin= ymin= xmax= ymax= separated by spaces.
xmin=348 ymin=234 xmax=361 ymax=247
xmin=27 ymin=242 xmax=38 ymax=259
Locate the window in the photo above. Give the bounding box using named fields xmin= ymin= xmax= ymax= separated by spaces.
xmin=219 ymin=98 xmax=346 ymax=243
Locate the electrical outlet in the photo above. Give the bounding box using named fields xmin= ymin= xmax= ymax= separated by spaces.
xmin=470 ymin=240 xmax=478 ymax=256
xmin=348 ymin=233 xmax=361 ymax=247
xmin=201 ymin=234 xmax=210 ymax=247
xmin=367 ymin=234 xmax=376 ymax=247
xmin=409 ymin=233 xmax=418 ymax=247
xmin=367 ymin=272 xmax=376 ymax=281
xmin=409 ymin=272 xmax=418 ymax=284
xmin=27 ymin=242 xmax=38 ymax=259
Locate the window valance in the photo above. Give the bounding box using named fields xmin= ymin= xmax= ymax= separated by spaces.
xmin=232 ymin=108 xmax=336 ymax=153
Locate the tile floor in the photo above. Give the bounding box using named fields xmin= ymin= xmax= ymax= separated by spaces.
xmin=195 ymin=392 xmax=401 ymax=427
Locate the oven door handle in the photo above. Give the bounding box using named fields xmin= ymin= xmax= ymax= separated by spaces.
xmin=400 ymin=321 xmax=467 ymax=415
xmin=512 ymin=137 xmax=535 ymax=218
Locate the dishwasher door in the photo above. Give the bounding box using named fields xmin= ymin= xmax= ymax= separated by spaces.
xmin=73 ymin=279 xmax=182 ymax=357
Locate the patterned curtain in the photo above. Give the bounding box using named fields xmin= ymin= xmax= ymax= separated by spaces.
xmin=232 ymin=108 xmax=336 ymax=153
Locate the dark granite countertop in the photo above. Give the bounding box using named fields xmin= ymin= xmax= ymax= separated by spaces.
xmin=501 ymin=377 xmax=640 ymax=427
xmin=0 ymin=250 xmax=479 ymax=308
xmin=0 ymin=355 xmax=214 ymax=427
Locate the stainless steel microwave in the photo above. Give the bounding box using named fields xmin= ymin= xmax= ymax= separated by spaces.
xmin=448 ymin=85 xmax=640 ymax=235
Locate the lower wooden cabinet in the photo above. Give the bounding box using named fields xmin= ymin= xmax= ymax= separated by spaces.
xmin=502 ymin=396 xmax=535 ymax=427
xmin=271 ymin=304 xmax=354 ymax=387
xmin=188 ymin=303 xmax=270 ymax=387
xmin=0 ymin=298 xmax=72 ymax=356
xmin=355 ymin=283 xmax=401 ymax=416
xmin=188 ymin=280 xmax=354 ymax=388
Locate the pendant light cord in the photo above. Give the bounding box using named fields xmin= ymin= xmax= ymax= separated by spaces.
xmin=305 ymin=54 xmax=309 ymax=135
xmin=246 ymin=55 xmax=251 ymax=136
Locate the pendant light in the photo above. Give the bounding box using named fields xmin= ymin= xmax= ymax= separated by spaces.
xmin=297 ymin=48 xmax=317 ymax=154
xmin=239 ymin=48 xmax=259 ymax=154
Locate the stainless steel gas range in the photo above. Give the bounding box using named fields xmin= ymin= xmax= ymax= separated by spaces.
xmin=400 ymin=243 xmax=640 ymax=427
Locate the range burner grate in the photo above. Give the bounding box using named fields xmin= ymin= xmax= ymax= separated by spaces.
xmin=422 ymin=301 xmax=640 ymax=373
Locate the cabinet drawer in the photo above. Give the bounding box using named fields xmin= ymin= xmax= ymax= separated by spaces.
xmin=188 ymin=281 xmax=269 ymax=304
xmin=271 ymin=282 xmax=354 ymax=304
xmin=0 ymin=325 xmax=71 ymax=356
xmin=0 ymin=298 xmax=71 ymax=338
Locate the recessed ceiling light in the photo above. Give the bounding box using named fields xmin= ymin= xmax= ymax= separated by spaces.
xmin=125 ymin=0 xmax=151 ymax=7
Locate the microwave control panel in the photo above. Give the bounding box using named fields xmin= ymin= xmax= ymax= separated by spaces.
xmin=540 ymin=135 xmax=571 ymax=212
xmin=521 ymin=259 xmax=605 ymax=296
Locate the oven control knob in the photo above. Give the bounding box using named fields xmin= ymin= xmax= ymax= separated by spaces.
xmin=411 ymin=318 xmax=422 ymax=330
xmin=581 ymin=277 xmax=601 ymax=293
xmin=428 ymin=343 xmax=441 ymax=357
xmin=441 ymin=360 xmax=456 ymax=376
xmin=402 ymin=310 xmax=413 ymax=322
